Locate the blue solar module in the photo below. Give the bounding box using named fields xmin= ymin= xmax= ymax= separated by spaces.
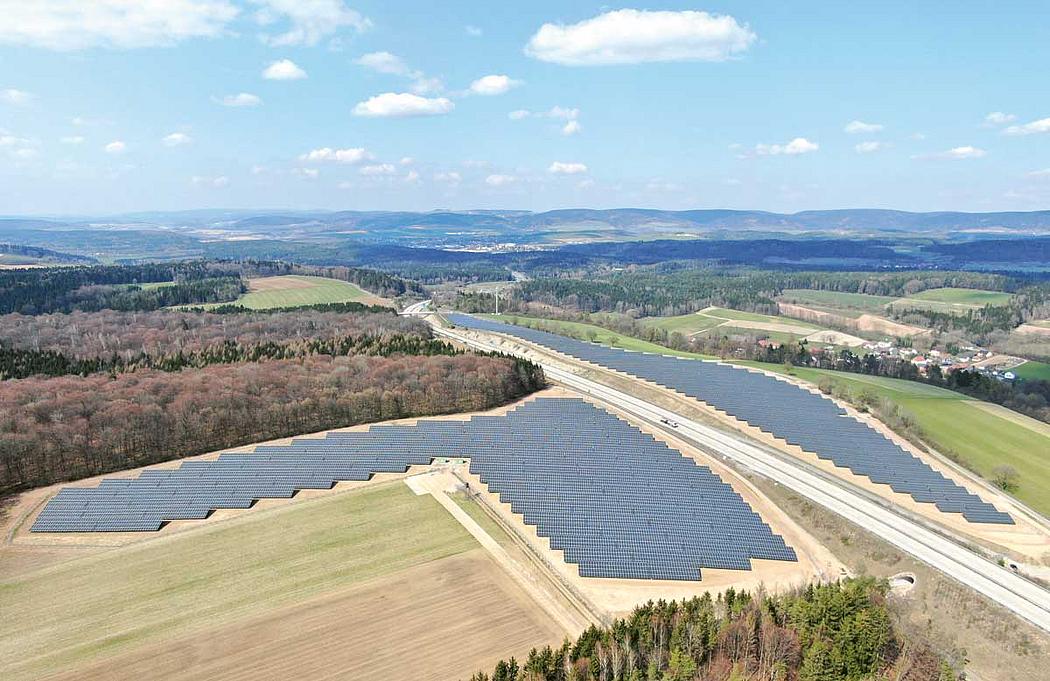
xmin=446 ymin=313 xmax=1013 ymax=525
xmin=31 ymin=397 xmax=797 ymax=581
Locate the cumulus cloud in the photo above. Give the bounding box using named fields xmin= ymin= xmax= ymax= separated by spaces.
xmin=525 ymin=9 xmax=755 ymax=66
xmin=0 ymin=0 xmax=238 ymax=50
xmin=562 ymin=120 xmax=582 ymax=136
xmin=508 ymin=109 xmax=531 ymax=120
xmin=404 ymin=169 xmax=420 ymax=183
xmin=263 ymin=58 xmax=307 ymax=80
xmin=192 ymin=174 xmax=229 ymax=187
xmin=485 ymin=173 xmax=516 ymax=186
xmin=217 ymin=92 xmax=262 ymax=107
xmin=1 ymin=88 xmax=34 ymax=105
xmin=914 ymin=146 xmax=987 ymax=160
xmin=1027 ymin=168 xmax=1050 ymax=179
xmin=251 ymin=0 xmax=370 ymax=47
xmin=549 ymin=161 xmax=587 ymax=174
xmin=352 ymin=92 xmax=453 ymax=117
xmin=299 ymin=147 xmax=372 ymax=163
xmin=751 ymin=137 xmax=819 ymax=156
xmin=844 ymin=120 xmax=883 ymax=134
xmin=1003 ymin=117 xmax=1050 ymax=136
xmin=469 ymin=74 xmax=522 ymax=95
xmin=985 ymin=111 xmax=1016 ymax=125
xmin=359 ymin=163 xmax=396 ymax=175
xmin=292 ymin=167 xmax=319 ymax=179
xmin=855 ymin=141 xmax=884 ymax=153
xmin=162 ymin=132 xmax=192 ymax=147
xmin=104 ymin=140 xmax=126 ymax=154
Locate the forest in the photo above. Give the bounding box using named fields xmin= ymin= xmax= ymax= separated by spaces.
xmin=0 ymin=259 xmax=419 ymax=315
xmin=468 ymin=578 xmax=955 ymax=681
xmin=0 ymin=351 xmax=544 ymax=491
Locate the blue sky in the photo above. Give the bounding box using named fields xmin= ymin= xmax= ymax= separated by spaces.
xmin=0 ymin=1 xmax=1048 ymax=215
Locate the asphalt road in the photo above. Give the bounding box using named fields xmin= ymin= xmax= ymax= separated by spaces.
xmin=433 ymin=320 xmax=1050 ymax=634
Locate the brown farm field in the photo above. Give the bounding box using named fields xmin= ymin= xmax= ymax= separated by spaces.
xmin=0 ymin=482 xmax=566 ymax=681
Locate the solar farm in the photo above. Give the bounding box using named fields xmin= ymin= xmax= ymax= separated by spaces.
xmin=31 ymin=397 xmax=797 ymax=581
xmin=447 ymin=314 xmax=1014 ymax=525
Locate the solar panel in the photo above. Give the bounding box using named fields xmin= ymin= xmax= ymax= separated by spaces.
xmin=31 ymin=397 xmax=797 ymax=581
xmin=446 ymin=314 xmax=1013 ymax=525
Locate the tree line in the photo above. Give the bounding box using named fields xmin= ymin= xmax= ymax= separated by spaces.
xmin=469 ymin=578 xmax=956 ymax=681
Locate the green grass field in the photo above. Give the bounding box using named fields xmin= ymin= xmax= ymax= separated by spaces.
xmin=1013 ymin=360 xmax=1050 ymax=381
xmin=0 ymin=483 xmax=476 ymax=679
xmin=744 ymin=363 xmax=1050 ymax=516
xmin=905 ymin=287 xmax=1014 ymax=306
xmin=777 ymin=289 xmax=896 ymax=312
xmin=229 ymin=275 xmax=380 ymax=309
xmin=639 ymin=312 xmax=727 ymax=336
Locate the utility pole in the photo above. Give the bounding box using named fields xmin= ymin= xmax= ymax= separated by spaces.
xmin=494 ymin=289 xmax=499 ymax=315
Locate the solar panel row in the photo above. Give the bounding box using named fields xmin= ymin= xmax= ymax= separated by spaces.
xmin=446 ymin=314 xmax=1013 ymax=525
xmin=31 ymin=397 xmax=797 ymax=581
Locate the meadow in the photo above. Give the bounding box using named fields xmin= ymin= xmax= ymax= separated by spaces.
xmin=229 ymin=275 xmax=386 ymax=309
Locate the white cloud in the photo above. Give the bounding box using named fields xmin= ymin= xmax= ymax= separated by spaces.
xmin=485 ymin=174 xmax=516 ymax=187
xmin=104 ymin=140 xmax=126 ymax=154
xmin=355 ymin=51 xmax=409 ymax=75
xmin=192 ymin=174 xmax=229 ymax=187
xmin=359 ymin=163 xmax=396 ymax=176
xmin=217 ymin=92 xmax=262 ymax=107
xmin=1 ymin=88 xmax=34 ymax=105
xmin=844 ymin=120 xmax=883 ymax=134
xmin=250 ymin=164 xmax=268 ymax=175
xmin=752 ymin=137 xmax=819 ymax=156
xmin=352 ymin=92 xmax=453 ymax=117
xmin=985 ymin=111 xmax=1016 ymax=125
xmin=299 ymin=147 xmax=372 ymax=163
xmin=469 ymin=74 xmax=522 ymax=96
xmin=466 ymin=25 xmax=483 ymax=37
xmin=251 ymin=0 xmax=370 ymax=47
xmin=0 ymin=0 xmax=238 ymax=50
xmin=61 ymin=135 xmax=84 ymax=144
xmin=1027 ymin=168 xmax=1050 ymax=179
xmin=162 ymin=132 xmax=192 ymax=147
xmin=404 ymin=169 xmax=420 ymax=183
xmin=508 ymin=109 xmax=531 ymax=120
xmin=263 ymin=58 xmax=307 ymax=80
xmin=525 ymin=9 xmax=755 ymax=66
xmin=354 ymin=52 xmax=442 ymax=94
xmin=400 ymin=157 xmax=414 ymax=165
xmin=292 ymin=167 xmax=319 ymax=179
xmin=576 ymin=178 xmax=595 ymax=189
xmin=1003 ymin=117 xmax=1050 ymax=136
xmin=547 ymin=106 xmax=579 ymax=120
xmin=855 ymin=141 xmax=884 ymax=153
xmin=548 ymin=161 xmax=587 ymax=174
xmin=914 ymin=146 xmax=987 ymax=160
xmin=435 ymin=171 xmax=461 ymax=184
xmin=562 ymin=120 xmax=582 ymax=136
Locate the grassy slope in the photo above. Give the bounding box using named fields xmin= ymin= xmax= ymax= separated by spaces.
xmin=778 ymin=289 xmax=896 ymax=312
xmin=906 ymin=287 xmax=1014 ymax=306
xmin=740 ymin=362 xmax=1050 ymax=516
xmin=0 ymin=483 xmax=476 ymax=678
xmin=233 ymin=275 xmax=376 ymax=309
xmin=639 ymin=312 xmax=725 ymax=335
xmin=1013 ymin=360 xmax=1050 ymax=381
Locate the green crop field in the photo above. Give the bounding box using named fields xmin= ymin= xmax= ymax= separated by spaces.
xmin=745 ymin=363 xmax=1050 ymax=516
xmin=904 ymin=287 xmax=1014 ymax=306
xmin=1013 ymin=360 xmax=1050 ymax=381
xmin=0 ymin=483 xmax=477 ymax=679
xmin=777 ymin=289 xmax=896 ymax=312
xmin=228 ymin=275 xmax=382 ymax=309
xmin=639 ymin=312 xmax=726 ymax=336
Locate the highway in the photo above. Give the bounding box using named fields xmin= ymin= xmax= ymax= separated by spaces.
xmin=431 ymin=320 xmax=1050 ymax=634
